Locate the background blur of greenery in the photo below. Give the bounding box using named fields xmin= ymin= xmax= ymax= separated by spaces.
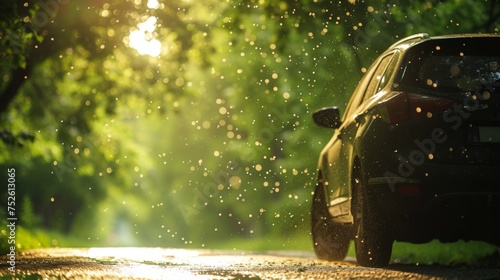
xmin=1 ymin=0 xmax=499 ymax=265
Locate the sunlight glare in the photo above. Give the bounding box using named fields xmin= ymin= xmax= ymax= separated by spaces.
xmin=128 ymin=16 xmax=161 ymax=57
xmin=147 ymin=0 xmax=160 ymax=9
xmin=87 ymin=248 xmax=202 ymax=279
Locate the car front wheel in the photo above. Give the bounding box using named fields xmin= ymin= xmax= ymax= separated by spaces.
xmin=311 ymin=181 xmax=350 ymax=261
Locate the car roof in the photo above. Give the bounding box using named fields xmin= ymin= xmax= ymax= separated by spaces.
xmin=387 ymin=33 xmax=500 ymax=52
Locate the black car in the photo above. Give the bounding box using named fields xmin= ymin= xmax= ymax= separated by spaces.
xmin=311 ymin=33 xmax=500 ymax=267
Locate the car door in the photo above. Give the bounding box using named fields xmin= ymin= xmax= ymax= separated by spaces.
xmin=323 ymin=52 xmax=396 ymax=223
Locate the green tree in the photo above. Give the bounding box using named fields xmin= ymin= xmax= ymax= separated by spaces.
xmin=19 ymin=196 xmax=41 ymax=229
xmin=0 ymin=0 xmax=201 ymax=246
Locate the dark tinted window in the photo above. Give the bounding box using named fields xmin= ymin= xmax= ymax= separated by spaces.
xmin=397 ymin=37 xmax=500 ymax=93
xmin=377 ymin=53 xmax=399 ymax=92
xmin=341 ymin=53 xmax=395 ymax=121
xmin=363 ymin=53 xmax=396 ymax=102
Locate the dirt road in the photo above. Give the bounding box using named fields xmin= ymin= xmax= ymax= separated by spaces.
xmin=1 ymin=248 xmax=499 ymax=279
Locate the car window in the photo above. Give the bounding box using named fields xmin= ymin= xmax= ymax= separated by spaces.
xmin=362 ymin=53 xmax=396 ymax=102
xmin=377 ymin=53 xmax=399 ymax=92
xmin=398 ymin=37 xmax=500 ymax=93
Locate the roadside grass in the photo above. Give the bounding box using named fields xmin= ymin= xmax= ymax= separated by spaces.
xmin=0 ymin=222 xmax=89 ymax=255
xmin=346 ymin=239 xmax=500 ymax=266
xmin=391 ymin=240 xmax=500 ymax=266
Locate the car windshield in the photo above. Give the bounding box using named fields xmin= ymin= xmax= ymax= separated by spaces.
xmin=397 ymin=37 xmax=500 ymax=93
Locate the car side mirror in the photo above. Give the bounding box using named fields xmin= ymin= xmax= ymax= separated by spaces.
xmin=312 ymin=107 xmax=341 ymax=129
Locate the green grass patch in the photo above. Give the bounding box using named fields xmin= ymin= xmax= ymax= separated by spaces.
xmin=346 ymin=240 xmax=499 ymax=266
xmin=391 ymin=240 xmax=500 ymax=266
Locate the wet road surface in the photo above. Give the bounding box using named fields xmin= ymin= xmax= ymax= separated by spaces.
xmin=1 ymin=248 xmax=500 ymax=279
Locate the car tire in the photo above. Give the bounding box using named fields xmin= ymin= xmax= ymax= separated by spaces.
xmin=311 ymin=181 xmax=350 ymax=261
xmin=353 ymin=171 xmax=393 ymax=267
